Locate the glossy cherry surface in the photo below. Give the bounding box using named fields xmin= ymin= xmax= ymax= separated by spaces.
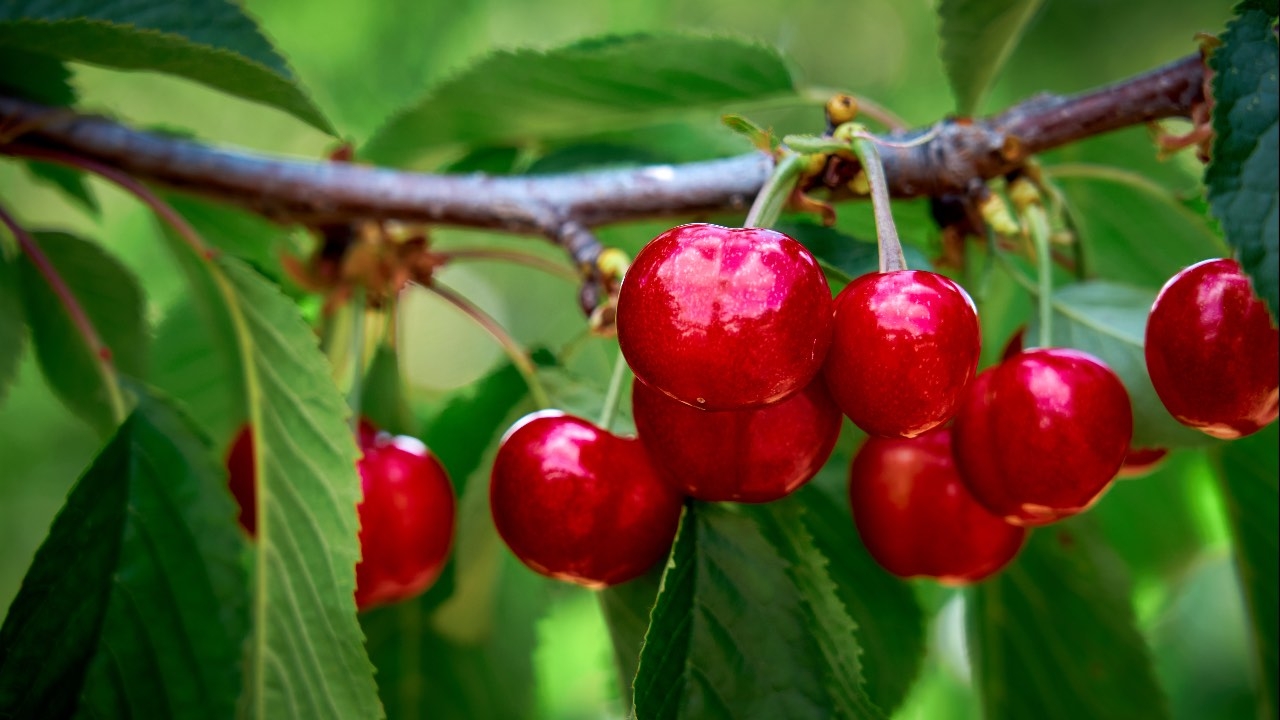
xmin=849 ymin=428 xmax=1025 ymax=584
xmin=490 ymin=411 xmax=684 ymax=588
xmin=631 ymin=375 xmax=841 ymax=503
xmin=823 ymin=270 xmax=980 ymax=437
xmin=1116 ymin=446 xmax=1169 ymax=480
xmin=615 ymin=223 xmax=834 ymax=410
xmin=952 ymin=348 xmax=1133 ymax=526
xmin=1145 ymin=258 xmax=1279 ymax=439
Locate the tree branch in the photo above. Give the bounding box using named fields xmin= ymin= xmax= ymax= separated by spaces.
xmin=0 ymin=51 xmax=1206 ymax=240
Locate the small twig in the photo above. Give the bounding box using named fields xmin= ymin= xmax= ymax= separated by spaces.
xmin=849 ymin=135 xmax=907 ymax=273
xmin=743 ymin=152 xmax=808 ymax=229
xmin=433 ymin=248 xmax=578 ymax=281
xmin=347 ymin=290 xmax=367 ymax=432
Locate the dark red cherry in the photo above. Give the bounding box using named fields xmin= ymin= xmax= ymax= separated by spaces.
xmin=1145 ymin=258 xmax=1279 ymax=439
xmin=615 ymin=223 xmax=834 ymax=410
xmin=1116 ymin=446 xmax=1169 ymax=479
xmin=952 ymin=348 xmax=1133 ymax=526
xmin=823 ymin=270 xmax=980 ymax=437
xmin=226 ymin=425 xmax=258 ymax=535
xmin=849 ymin=428 xmax=1025 ymax=584
xmin=490 ymin=411 xmax=684 ymax=588
xmin=631 ymin=375 xmax=841 ymax=503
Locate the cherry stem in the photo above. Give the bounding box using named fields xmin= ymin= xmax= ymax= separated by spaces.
xmin=743 ymin=151 xmax=806 ymax=229
xmin=1025 ymin=204 xmax=1055 ymax=349
xmin=849 ymin=136 xmax=907 ymax=273
xmin=433 ymin=248 xmax=578 ymax=282
xmin=347 ymin=289 xmax=368 ymax=433
xmin=596 ymin=349 xmax=630 ymax=433
xmin=0 ymin=203 xmax=128 ymax=426
xmin=425 ymin=281 xmax=551 ymax=409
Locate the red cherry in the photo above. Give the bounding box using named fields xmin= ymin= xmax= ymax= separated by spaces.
xmin=631 ymin=375 xmax=841 ymax=503
xmin=615 ymin=223 xmax=834 ymax=410
xmin=952 ymin=348 xmax=1133 ymax=526
xmin=823 ymin=270 xmax=980 ymax=437
xmin=225 ymin=422 xmax=456 ymax=611
xmin=1145 ymin=258 xmax=1279 ymax=439
xmin=490 ymin=411 xmax=684 ymax=588
xmin=849 ymin=428 xmax=1025 ymax=584
xmin=1116 ymin=446 xmax=1169 ymax=479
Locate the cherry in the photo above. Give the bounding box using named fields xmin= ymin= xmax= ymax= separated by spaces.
xmin=952 ymin=348 xmax=1133 ymax=526
xmin=615 ymin=223 xmax=834 ymax=410
xmin=631 ymin=375 xmax=841 ymax=503
xmin=823 ymin=270 xmax=980 ymax=437
xmin=1145 ymin=258 xmax=1279 ymax=439
xmin=490 ymin=411 xmax=684 ymax=588
xmin=225 ymin=421 xmax=456 ymax=611
xmin=849 ymin=428 xmax=1026 ymax=584
xmin=1116 ymin=446 xmax=1169 ymax=479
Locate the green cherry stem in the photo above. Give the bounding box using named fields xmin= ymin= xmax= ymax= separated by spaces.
xmin=346 ymin=289 xmax=368 ymax=433
xmin=848 ymin=134 xmax=907 ymax=273
xmin=596 ymin=348 xmax=630 ymax=432
xmin=1025 ymin=203 xmax=1055 ymax=349
xmin=742 ymin=151 xmax=807 ymax=229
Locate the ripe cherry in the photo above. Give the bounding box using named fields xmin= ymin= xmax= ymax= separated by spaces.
xmin=1116 ymin=446 xmax=1169 ymax=480
xmin=631 ymin=375 xmax=841 ymax=503
xmin=1145 ymin=258 xmax=1279 ymax=439
xmin=225 ymin=422 xmax=456 ymax=611
xmin=490 ymin=411 xmax=684 ymax=588
xmin=849 ymin=428 xmax=1026 ymax=584
xmin=952 ymin=348 xmax=1133 ymax=526
xmin=615 ymin=223 xmax=834 ymax=410
xmin=823 ymin=270 xmax=980 ymax=437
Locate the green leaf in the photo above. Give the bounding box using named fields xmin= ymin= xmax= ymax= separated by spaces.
xmin=363 ymin=34 xmax=797 ymax=165
xmin=1215 ymin=423 xmax=1279 ymax=717
xmin=1206 ymin=2 xmax=1280 ymax=321
xmin=937 ymin=0 xmax=1045 ymax=115
xmin=632 ymin=503 xmax=885 ymax=720
xmin=776 ymin=220 xmax=935 ymax=287
xmin=0 ymin=248 xmax=26 ymax=406
xmin=0 ymin=46 xmax=75 ymax=105
xmin=361 ymin=342 xmax=418 ymax=437
xmin=0 ymin=0 xmax=333 ymax=134
xmin=16 ymin=231 xmax=146 ymax=435
xmin=599 ymin=567 xmax=663 ymax=704
xmin=23 ymin=161 xmax=99 ymax=217
xmin=424 ymin=360 xmax=528 ymax=496
xmin=0 ymin=391 xmax=249 ymax=719
xmin=1029 ymin=279 xmax=1220 ymax=448
xmin=799 ymin=479 xmax=927 ymax=715
xmin=149 ymin=295 xmax=245 ymax=448
xmin=968 ymin=520 xmax=1169 ymax=720
xmin=164 ymin=194 xmax=301 ymax=284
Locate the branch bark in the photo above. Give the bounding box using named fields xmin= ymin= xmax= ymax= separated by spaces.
xmin=0 ymin=51 xmax=1206 ymax=242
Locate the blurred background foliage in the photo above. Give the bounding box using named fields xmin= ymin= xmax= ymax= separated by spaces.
xmin=0 ymin=0 xmax=1248 ymax=718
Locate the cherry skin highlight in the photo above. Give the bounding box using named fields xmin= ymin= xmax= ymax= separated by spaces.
xmin=631 ymin=375 xmax=841 ymax=503
xmin=849 ymin=428 xmax=1026 ymax=584
xmin=225 ymin=422 xmax=457 ymax=611
xmin=823 ymin=270 xmax=980 ymax=437
xmin=615 ymin=223 xmax=834 ymax=410
xmin=490 ymin=411 xmax=684 ymax=588
xmin=1145 ymin=258 xmax=1279 ymax=439
xmin=952 ymin=348 xmax=1133 ymax=526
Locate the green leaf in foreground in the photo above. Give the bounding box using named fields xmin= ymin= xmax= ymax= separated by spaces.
xmin=599 ymin=566 xmax=663 ymax=704
xmin=1029 ymin=279 xmax=1218 ymax=448
xmin=0 ymin=0 xmax=332 ymax=133
xmin=937 ymin=0 xmax=1045 ymax=115
xmin=1206 ymin=1 xmax=1280 ymax=321
xmin=16 ymin=231 xmax=147 ymax=435
xmin=1216 ymin=423 xmax=1279 ymax=718
xmin=0 ymin=46 xmax=75 ymax=105
xmin=633 ymin=503 xmax=885 ymax=720
xmin=0 ymin=392 xmax=248 ymax=719
xmin=968 ymin=521 xmax=1169 ymax=720
xmin=363 ymin=34 xmax=796 ymax=164
xmin=0 ymin=248 xmax=26 ymax=406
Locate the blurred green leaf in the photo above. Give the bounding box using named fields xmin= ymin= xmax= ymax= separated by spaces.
xmin=775 ymin=221 xmax=877 ymax=284
xmin=633 ymin=503 xmax=885 ymax=720
xmin=0 ymin=0 xmax=333 ymax=133
xmin=526 ymin=142 xmax=663 ymax=174
xmin=23 ymin=162 xmax=99 ymax=217
xmin=363 ymin=34 xmax=796 ymax=164
xmin=599 ymin=567 xmax=663 ymax=704
xmin=800 ymin=479 xmax=927 ymax=715
xmin=1206 ymin=0 xmax=1279 ymax=321
xmin=968 ymin=520 xmax=1169 ymax=720
xmin=1215 ymin=423 xmax=1279 ymax=718
xmin=362 ymin=342 xmax=418 ymax=437
xmin=0 ymin=46 xmax=75 ymax=105
xmin=424 ymin=360 xmax=528 ymax=496
xmin=0 ymin=391 xmax=248 ymax=719
xmin=16 ymin=231 xmax=147 ymax=436
xmin=937 ymin=0 xmax=1045 ymax=115
xmin=0 ymin=249 xmax=26 ymax=406
xmin=164 ymin=194 xmax=300 ymax=284
xmin=1029 ymin=279 xmax=1221 ymax=448
xmin=149 ymin=294 xmax=245 ymax=448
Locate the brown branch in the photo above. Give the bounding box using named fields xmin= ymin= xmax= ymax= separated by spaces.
xmin=0 ymin=52 xmax=1206 ymax=238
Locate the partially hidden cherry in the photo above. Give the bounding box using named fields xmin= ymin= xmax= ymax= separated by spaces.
xmin=631 ymin=375 xmax=841 ymax=503
xmin=225 ymin=422 xmax=456 ymax=611
xmin=1145 ymin=258 xmax=1279 ymax=439
xmin=1116 ymin=446 xmax=1169 ymax=480
xmin=823 ymin=270 xmax=980 ymax=437
xmin=490 ymin=411 xmax=684 ymax=588
xmin=952 ymin=348 xmax=1133 ymax=526
xmin=849 ymin=428 xmax=1026 ymax=584
xmin=615 ymin=223 xmax=834 ymax=410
